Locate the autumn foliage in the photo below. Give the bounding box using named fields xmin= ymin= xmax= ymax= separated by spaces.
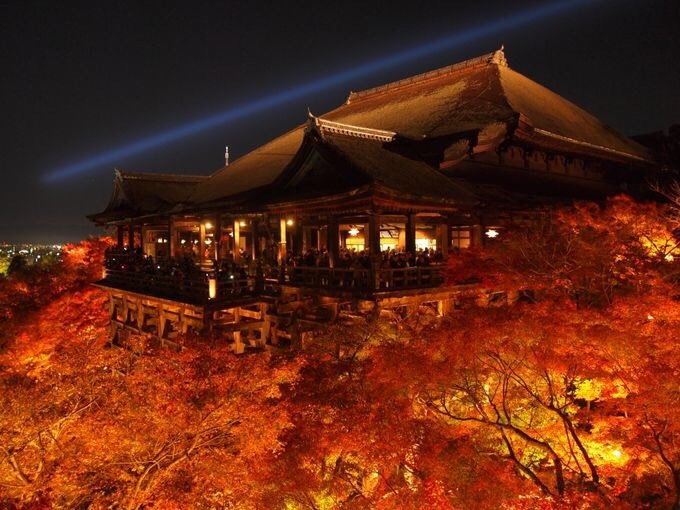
xmin=1 ymin=197 xmax=680 ymax=509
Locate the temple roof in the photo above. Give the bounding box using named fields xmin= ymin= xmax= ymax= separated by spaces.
xmin=88 ymin=170 xmax=207 ymax=223
xmin=190 ymin=48 xmax=652 ymax=206
xmin=262 ymin=116 xmax=479 ymax=207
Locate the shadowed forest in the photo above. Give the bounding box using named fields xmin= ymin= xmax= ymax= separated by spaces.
xmin=1 ymin=195 xmax=680 ymax=509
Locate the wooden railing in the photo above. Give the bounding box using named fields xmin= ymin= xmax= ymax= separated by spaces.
xmin=103 ymin=269 xmax=209 ymax=303
xmin=101 ymin=252 xmax=446 ymax=302
xmin=289 ymin=265 xmax=445 ymax=291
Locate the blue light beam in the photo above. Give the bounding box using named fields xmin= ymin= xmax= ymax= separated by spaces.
xmin=44 ymin=0 xmax=592 ymax=182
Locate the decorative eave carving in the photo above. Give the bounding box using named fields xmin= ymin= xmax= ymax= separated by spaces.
xmin=306 ymin=112 xmax=397 ymax=143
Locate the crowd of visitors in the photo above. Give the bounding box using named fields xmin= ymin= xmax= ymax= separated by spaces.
xmin=293 ymin=247 xmax=445 ymax=269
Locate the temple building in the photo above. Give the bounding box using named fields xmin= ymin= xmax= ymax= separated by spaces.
xmin=89 ymin=48 xmax=658 ymax=351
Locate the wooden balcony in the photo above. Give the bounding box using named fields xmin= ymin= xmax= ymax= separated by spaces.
xmin=288 ymin=265 xmax=445 ymax=292
xmin=100 ymin=252 xmax=448 ymax=306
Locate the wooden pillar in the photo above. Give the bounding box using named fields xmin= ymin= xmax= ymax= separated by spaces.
xmin=303 ymin=226 xmax=312 ymax=252
xmin=232 ymin=307 xmax=244 ymax=354
xmin=233 ymin=219 xmax=241 ymax=263
xmin=169 ymin=218 xmax=176 ymax=258
xmin=117 ymin=225 xmax=124 ymax=249
xmin=140 ymin=225 xmax=147 ymax=256
xmin=278 ymin=217 xmax=287 ymax=264
xmin=405 ymin=213 xmax=416 ymax=253
xmin=471 ymin=224 xmax=483 ymax=248
xmin=369 ymin=213 xmax=382 ymax=289
xmin=199 ymin=221 xmax=207 ymax=264
xmin=327 ymin=215 xmax=339 ymax=268
xmin=293 ymin=218 xmax=303 ymax=256
xmin=250 ymin=217 xmax=258 ymax=261
xmin=214 ymin=215 xmax=222 ymax=262
xmin=368 ymin=213 xmax=381 ymax=255
xmin=128 ymin=221 xmax=135 ymax=249
xmin=438 ymin=222 xmax=449 ymax=258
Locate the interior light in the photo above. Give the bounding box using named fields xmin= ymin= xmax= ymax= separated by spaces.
xmin=348 ymin=227 xmax=360 ymax=237
xmin=485 ymin=229 xmax=499 ymax=238
xmin=286 ymin=218 xmax=294 ymax=226
xmin=204 ymin=222 xmax=213 ymax=230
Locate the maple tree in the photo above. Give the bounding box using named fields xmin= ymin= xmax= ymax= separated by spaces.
xmin=1 ymin=196 xmax=679 ymax=509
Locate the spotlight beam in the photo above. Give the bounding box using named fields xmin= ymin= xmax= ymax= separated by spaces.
xmin=44 ymin=0 xmax=592 ymax=182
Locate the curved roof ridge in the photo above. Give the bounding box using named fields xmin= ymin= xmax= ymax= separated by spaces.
xmin=116 ymin=169 xmax=208 ymax=182
xmin=346 ymin=47 xmax=507 ymax=104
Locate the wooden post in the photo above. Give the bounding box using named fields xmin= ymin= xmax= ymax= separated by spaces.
xmin=278 ymin=216 xmax=287 ymax=265
xmin=471 ymin=224 xmax=483 ymax=248
xmin=214 ymin=215 xmax=222 ymax=262
xmin=128 ymin=221 xmax=135 ymax=249
xmin=293 ymin=217 xmax=303 ymax=256
xmin=438 ymin=222 xmax=449 ymax=258
xmin=368 ymin=213 xmax=381 ymax=255
xmin=327 ymin=215 xmax=339 ymax=268
xmin=303 ymin=225 xmax=312 ymax=252
xmin=169 ymin=218 xmax=176 ymax=258
xmin=232 ymin=307 xmax=244 ymax=354
xmin=251 ymin=217 xmax=258 ymax=261
xmin=117 ymin=225 xmax=124 ymax=249
xmin=405 ymin=213 xmax=416 ymax=253
xmin=233 ymin=219 xmax=241 ymax=263
xmin=140 ymin=225 xmax=147 ymax=257
xmin=199 ymin=220 xmax=207 ymax=264
xmin=369 ymin=213 xmax=381 ymax=289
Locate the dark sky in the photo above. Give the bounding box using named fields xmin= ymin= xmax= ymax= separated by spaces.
xmin=1 ymin=0 xmax=678 ymax=244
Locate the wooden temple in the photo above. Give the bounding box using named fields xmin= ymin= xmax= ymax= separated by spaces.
xmin=89 ymin=48 xmax=658 ymax=352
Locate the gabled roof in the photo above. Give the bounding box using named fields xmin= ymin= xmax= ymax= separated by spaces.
xmin=190 ymin=48 xmax=652 ymax=206
xmin=263 ymin=116 xmax=479 ymax=208
xmin=88 ymin=170 xmax=207 ymax=224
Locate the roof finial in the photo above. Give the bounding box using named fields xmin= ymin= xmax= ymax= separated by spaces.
xmin=490 ymin=45 xmax=508 ymax=67
xmin=224 ymin=146 xmax=230 ymax=166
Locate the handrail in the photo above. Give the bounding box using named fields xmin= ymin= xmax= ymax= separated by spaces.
xmin=289 ymin=265 xmax=444 ymax=290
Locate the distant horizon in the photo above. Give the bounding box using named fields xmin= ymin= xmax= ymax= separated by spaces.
xmin=0 ymin=224 xmax=104 ymax=245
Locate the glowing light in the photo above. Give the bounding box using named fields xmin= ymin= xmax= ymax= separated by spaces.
xmin=286 ymin=219 xmax=294 ymax=226
xmin=612 ymin=449 xmax=622 ymax=458
xmin=485 ymin=229 xmax=500 ymax=238
xmin=348 ymin=227 xmax=360 ymax=237
xmin=43 ymin=0 xmax=590 ymax=182
xmin=647 ymin=314 xmax=654 ymax=321
xmin=665 ymin=253 xmax=675 ymax=262
xmin=239 ymin=220 xmax=247 ymax=227
xmin=204 ymin=222 xmax=213 ymax=230
xmin=208 ymin=276 xmax=217 ymax=299
xmin=180 ymin=239 xmax=186 ymax=244
xmin=205 ymin=238 xmax=213 ymax=245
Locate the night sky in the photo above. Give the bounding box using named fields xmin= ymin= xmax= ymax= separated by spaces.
xmin=1 ymin=0 xmax=678 ymax=244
